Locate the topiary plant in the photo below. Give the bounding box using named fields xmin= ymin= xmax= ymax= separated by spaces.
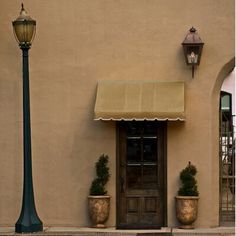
xmin=178 ymin=161 xmax=199 ymax=196
xmin=89 ymin=154 xmax=110 ymax=195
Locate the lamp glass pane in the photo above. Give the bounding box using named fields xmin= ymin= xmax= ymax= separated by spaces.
xmin=187 ymin=53 xmax=198 ymax=64
xmin=13 ymin=23 xmax=35 ymax=44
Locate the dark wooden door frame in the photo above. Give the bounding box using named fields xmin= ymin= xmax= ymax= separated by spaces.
xmin=116 ymin=121 xmax=167 ymax=229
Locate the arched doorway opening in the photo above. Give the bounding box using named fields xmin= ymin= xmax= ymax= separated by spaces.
xmin=211 ymin=58 xmax=235 ymax=226
xmin=219 ymin=86 xmax=235 ymax=224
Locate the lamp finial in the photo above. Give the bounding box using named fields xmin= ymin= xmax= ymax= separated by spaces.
xmin=190 ymin=27 xmax=196 ymax=33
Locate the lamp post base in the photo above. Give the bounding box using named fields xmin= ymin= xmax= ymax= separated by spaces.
xmin=15 ymin=221 xmax=43 ymax=233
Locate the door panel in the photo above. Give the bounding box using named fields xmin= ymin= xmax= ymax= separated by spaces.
xmin=117 ymin=121 xmax=167 ymax=229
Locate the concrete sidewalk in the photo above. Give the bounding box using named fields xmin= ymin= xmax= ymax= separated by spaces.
xmin=0 ymin=227 xmax=234 ymax=236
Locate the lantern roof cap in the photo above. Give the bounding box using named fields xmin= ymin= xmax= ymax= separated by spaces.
xmin=13 ymin=3 xmax=36 ymax=25
xmin=182 ymin=27 xmax=204 ymax=45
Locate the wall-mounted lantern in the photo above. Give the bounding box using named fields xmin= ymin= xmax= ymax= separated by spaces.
xmin=182 ymin=27 xmax=204 ymax=78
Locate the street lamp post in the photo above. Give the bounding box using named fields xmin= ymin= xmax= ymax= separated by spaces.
xmin=12 ymin=4 xmax=43 ymax=233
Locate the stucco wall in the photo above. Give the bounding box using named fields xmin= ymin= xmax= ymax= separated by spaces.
xmin=0 ymin=0 xmax=234 ymax=228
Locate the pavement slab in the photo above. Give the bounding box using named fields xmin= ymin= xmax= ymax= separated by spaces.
xmin=0 ymin=227 xmax=234 ymax=236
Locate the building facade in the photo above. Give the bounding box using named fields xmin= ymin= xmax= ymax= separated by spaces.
xmin=0 ymin=0 xmax=235 ymax=228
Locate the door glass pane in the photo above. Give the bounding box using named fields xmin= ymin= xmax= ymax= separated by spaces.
xmin=143 ymin=138 xmax=157 ymax=162
xmin=127 ymin=138 xmax=141 ymax=163
xmin=143 ymin=165 xmax=157 ymax=188
xmin=221 ymin=95 xmax=230 ymax=111
xmin=143 ymin=122 xmax=157 ymax=136
xmin=126 ymin=122 xmax=142 ymax=136
xmin=127 ymin=166 xmax=142 ymax=189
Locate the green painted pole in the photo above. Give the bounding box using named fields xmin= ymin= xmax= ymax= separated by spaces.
xmin=15 ymin=44 xmax=43 ymax=233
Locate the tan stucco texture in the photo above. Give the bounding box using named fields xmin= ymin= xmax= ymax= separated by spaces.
xmin=0 ymin=0 xmax=234 ymax=228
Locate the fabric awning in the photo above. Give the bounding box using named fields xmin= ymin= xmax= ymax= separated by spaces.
xmin=94 ymin=80 xmax=185 ymax=121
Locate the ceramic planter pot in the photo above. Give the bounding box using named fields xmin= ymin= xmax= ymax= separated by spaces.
xmin=88 ymin=195 xmax=110 ymax=228
xmin=175 ymin=196 xmax=199 ymax=229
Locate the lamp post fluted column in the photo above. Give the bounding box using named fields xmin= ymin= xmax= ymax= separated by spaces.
xmin=13 ymin=5 xmax=43 ymax=233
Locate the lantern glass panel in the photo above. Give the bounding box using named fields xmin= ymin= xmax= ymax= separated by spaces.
xmin=186 ymin=46 xmax=200 ymax=65
xmin=187 ymin=52 xmax=198 ymax=64
xmin=13 ymin=22 xmax=36 ymax=44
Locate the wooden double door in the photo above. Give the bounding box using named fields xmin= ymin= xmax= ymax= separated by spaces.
xmin=117 ymin=121 xmax=167 ymax=229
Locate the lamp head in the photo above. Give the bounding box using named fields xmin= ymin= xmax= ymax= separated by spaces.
xmin=182 ymin=27 xmax=204 ymax=66
xmin=12 ymin=4 xmax=36 ymax=48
